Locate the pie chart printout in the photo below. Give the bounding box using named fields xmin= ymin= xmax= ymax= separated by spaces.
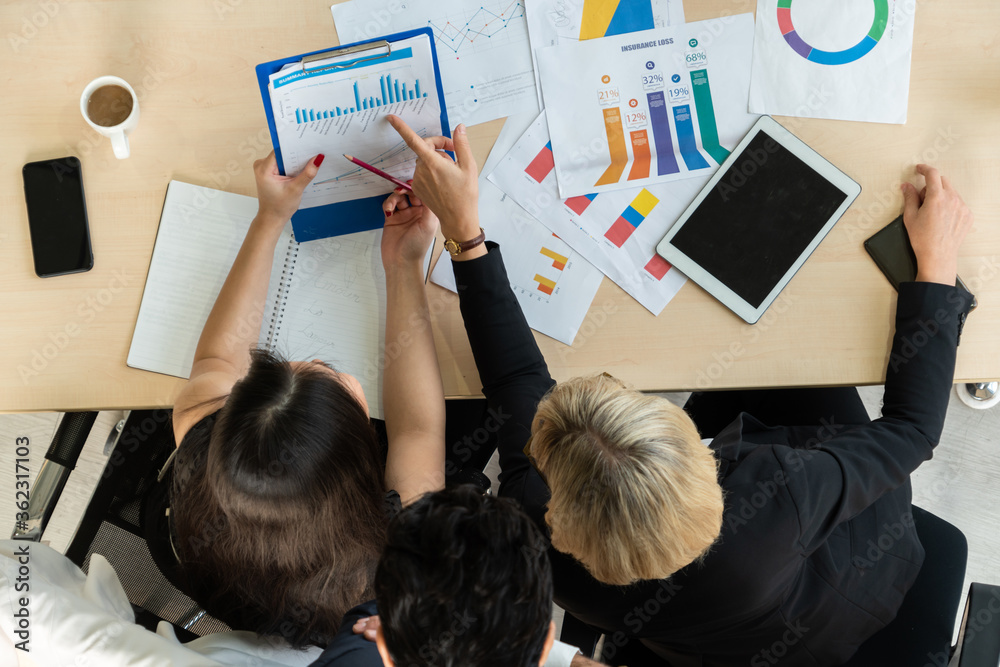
xmin=748 ymin=0 xmax=916 ymax=123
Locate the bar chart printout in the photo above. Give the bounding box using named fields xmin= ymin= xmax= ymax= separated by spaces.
xmin=430 ymin=111 xmax=604 ymax=346
xmin=267 ymin=34 xmax=443 ymax=209
xmin=488 ymin=112 xmax=692 ymax=315
xmin=293 ymin=76 xmax=429 ymax=122
xmin=536 ymin=14 xmax=758 ymax=198
xmin=524 ymin=0 xmax=686 ymax=108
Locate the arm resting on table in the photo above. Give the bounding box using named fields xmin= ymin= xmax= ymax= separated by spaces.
xmin=786 ymin=282 xmax=973 ymax=551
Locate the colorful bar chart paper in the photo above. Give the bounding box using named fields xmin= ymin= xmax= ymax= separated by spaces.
xmin=596 ymin=108 xmax=629 ymax=186
xmin=579 ymin=0 xmax=656 ymax=39
xmin=525 ymin=142 xmax=556 ymax=182
xmin=565 ymin=193 xmax=599 ymax=215
xmin=672 ymin=105 xmax=709 ymax=170
xmin=690 ymin=70 xmax=729 ymax=165
xmin=604 ymin=189 xmax=659 ymax=247
xmin=534 ymin=274 xmax=557 ymax=295
xmin=536 ymin=15 xmax=756 ymax=198
xmin=644 ymin=253 xmax=671 ymax=280
xmin=647 ymin=92 xmax=680 ymax=176
xmin=627 ymin=130 xmax=651 ymax=180
xmin=541 ymin=246 xmax=569 ymax=270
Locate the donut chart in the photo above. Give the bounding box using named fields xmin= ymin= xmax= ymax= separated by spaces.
xmin=778 ymin=0 xmax=888 ymax=65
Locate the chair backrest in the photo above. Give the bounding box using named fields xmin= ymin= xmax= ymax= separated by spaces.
xmin=952 ymin=583 xmax=1000 ymax=667
xmin=64 ymin=409 xmax=229 ymax=638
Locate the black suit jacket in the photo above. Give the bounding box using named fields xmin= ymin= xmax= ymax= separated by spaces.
xmin=453 ymin=243 xmax=972 ymax=667
xmin=308 ymin=601 xmax=382 ymax=667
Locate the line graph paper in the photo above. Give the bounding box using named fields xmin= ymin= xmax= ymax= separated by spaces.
xmin=333 ymin=0 xmax=538 ymax=126
xmin=428 ymin=0 xmax=528 ymax=56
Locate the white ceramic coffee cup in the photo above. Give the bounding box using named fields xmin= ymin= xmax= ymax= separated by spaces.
xmin=80 ymin=76 xmax=140 ymax=159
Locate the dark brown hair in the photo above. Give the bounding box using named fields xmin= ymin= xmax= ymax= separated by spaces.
xmin=171 ymin=349 xmax=387 ymax=647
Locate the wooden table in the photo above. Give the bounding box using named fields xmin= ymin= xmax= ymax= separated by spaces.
xmin=2 ymin=0 xmax=998 ymax=413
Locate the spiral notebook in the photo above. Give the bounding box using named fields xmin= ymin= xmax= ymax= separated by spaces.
xmin=128 ymin=180 xmax=392 ymax=418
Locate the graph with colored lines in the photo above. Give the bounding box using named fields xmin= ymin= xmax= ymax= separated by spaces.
xmin=428 ymin=0 xmax=526 ymax=55
xmin=536 ymin=14 xmax=757 ymax=198
xmin=489 ymin=112 xmax=697 ymax=316
xmin=748 ymin=0 xmax=915 ymax=124
xmin=333 ymin=0 xmax=538 ymax=128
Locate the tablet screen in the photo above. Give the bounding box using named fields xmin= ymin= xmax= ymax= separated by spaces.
xmin=668 ymin=132 xmax=849 ymax=307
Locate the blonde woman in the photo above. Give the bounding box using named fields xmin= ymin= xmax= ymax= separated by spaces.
xmin=387 ymin=119 xmax=976 ymax=667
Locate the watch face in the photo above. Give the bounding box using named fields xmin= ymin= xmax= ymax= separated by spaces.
xmin=444 ymin=239 xmax=460 ymax=255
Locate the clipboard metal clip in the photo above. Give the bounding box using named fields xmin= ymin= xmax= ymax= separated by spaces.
xmin=301 ymin=40 xmax=392 ymax=73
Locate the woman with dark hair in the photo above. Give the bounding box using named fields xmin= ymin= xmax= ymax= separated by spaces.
xmin=165 ymin=150 xmax=446 ymax=647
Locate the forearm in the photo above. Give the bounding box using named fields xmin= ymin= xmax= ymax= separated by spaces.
xmin=452 ymin=244 xmax=555 ymax=499
xmin=453 ymin=244 xmax=552 ymax=393
xmin=192 ymin=213 xmax=283 ymax=373
xmin=383 ymin=260 xmax=446 ymax=498
xmin=881 ymin=282 xmax=971 ymax=442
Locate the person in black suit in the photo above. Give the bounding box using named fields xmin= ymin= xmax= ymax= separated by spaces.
xmin=388 ymin=113 xmax=975 ymax=667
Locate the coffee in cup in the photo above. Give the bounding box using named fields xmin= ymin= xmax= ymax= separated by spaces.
xmin=80 ymin=76 xmax=140 ymax=159
xmin=86 ymin=85 xmax=134 ymax=127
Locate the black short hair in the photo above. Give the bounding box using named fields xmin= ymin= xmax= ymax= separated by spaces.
xmin=375 ymin=485 xmax=553 ymax=667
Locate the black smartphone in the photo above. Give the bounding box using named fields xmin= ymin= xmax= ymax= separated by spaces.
xmin=22 ymin=156 xmax=94 ymax=278
xmin=864 ymin=215 xmax=977 ymax=310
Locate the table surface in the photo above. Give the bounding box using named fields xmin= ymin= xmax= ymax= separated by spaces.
xmin=3 ymin=0 xmax=999 ymax=413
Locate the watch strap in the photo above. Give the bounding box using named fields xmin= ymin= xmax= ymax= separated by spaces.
xmin=445 ymin=227 xmax=486 ymax=256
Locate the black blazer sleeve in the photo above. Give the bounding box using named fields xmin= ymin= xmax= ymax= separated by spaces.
xmin=782 ymin=282 xmax=973 ymax=552
xmin=452 ymin=243 xmax=555 ymax=510
xmin=308 ymin=601 xmax=382 ymax=667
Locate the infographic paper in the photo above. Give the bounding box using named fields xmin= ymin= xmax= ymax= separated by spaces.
xmin=536 ymin=14 xmax=757 ymax=197
xmin=525 ymin=0 xmax=685 ymax=107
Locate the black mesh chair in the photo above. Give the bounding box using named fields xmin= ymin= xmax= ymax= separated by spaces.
xmin=560 ymin=507 xmax=1000 ymax=667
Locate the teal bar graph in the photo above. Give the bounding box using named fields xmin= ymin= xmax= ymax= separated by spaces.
xmin=294 ymin=74 xmax=427 ymax=124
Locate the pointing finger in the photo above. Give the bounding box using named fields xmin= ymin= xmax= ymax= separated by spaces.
xmin=387 ymin=114 xmax=437 ymax=162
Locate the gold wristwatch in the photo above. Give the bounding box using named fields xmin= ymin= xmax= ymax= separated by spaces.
xmin=444 ymin=227 xmax=486 ymax=256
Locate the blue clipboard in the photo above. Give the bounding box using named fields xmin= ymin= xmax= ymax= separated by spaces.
xmin=256 ymin=27 xmax=451 ymax=242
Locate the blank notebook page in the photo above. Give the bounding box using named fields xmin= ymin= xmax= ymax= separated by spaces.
xmin=128 ymin=181 xmax=288 ymax=378
xmin=270 ymin=229 xmax=387 ymax=419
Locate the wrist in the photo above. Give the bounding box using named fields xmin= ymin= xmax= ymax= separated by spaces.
xmin=255 ymin=208 xmax=288 ymax=229
xmin=450 ymin=243 xmax=488 ymax=262
xmin=916 ymin=258 xmax=957 ymax=286
xmin=440 ymin=215 xmax=481 ymax=243
xmin=383 ymin=255 xmax=426 ymax=277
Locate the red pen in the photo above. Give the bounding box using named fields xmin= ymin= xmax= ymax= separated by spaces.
xmin=342 ymin=154 xmax=413 ymax=192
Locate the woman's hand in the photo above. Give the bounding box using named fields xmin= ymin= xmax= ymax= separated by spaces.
xmin=386 ymin=115 xmax=481 ymax=244
xmin=381 ymin=186 xmax=439 ymax=268
xmin=253 ymin=151 xmax=323 ymax=226
xmin=901 ymin=164 xmax=974 ymax=285
xmin=352 ymin=615 xmax=380 ymax=642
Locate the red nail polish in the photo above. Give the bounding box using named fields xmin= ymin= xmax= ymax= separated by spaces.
xmin=313 ymin=154 xmax=325 ymax=167
xmin=385 ymin=210 xmax=392 ymax=217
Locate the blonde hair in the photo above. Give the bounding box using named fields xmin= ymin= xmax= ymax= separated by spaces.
xmin=529 ymin=374 xmax=723 ymax=586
